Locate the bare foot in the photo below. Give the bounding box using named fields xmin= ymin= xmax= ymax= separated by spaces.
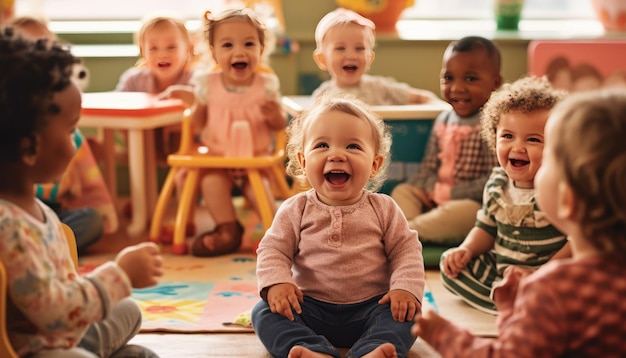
xmin=361 ymin=343 xmax=398 ymax=358
xmin=288 ymin=345 xmax=334 ymax=358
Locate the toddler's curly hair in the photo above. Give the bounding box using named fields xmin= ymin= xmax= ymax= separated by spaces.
xmin=481 ymin=76 xmax=564 ymax=151
xmin=0 ymin=28 xmax=78 ymax=162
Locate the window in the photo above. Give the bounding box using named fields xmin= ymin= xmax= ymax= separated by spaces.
xmin=403 ymin=0 xmax=594 ymax=20
xmin=16 ymin=0 xmax=594 ymax=22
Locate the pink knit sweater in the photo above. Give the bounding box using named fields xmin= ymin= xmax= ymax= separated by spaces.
xmin=256 ymin=190 xmax=425 ymax=304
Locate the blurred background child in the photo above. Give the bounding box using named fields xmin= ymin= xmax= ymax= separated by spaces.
xmin=391 ymin=36 xmax=501 ymax=245
xmin=311 ymin=8 xmax=440 ymax=105
xmin=439 ymin=76 xmax=568 ymax=315
xmin=186 ymin=8 xmax=286 ymax=257
xmin=116 ymin=14 xmax=195 ymax=160
xmin=414 ymin=88 xmax=626 ymax=358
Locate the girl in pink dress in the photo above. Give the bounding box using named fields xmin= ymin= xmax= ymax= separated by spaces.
xmin=188 ymin=8 xmax=286 ymax=256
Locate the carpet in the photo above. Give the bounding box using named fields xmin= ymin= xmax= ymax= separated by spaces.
xmin=79 ymin=253 xmax=439 ymax=334
xmin=132 ymin=253 xmax=258 ymax=333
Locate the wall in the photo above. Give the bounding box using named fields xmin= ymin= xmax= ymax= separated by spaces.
xmin=57 ymin=0 xmax=564 ymax=96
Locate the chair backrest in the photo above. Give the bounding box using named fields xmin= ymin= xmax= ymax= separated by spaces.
xmin=0 ymin=223 xmax=78 ymax=357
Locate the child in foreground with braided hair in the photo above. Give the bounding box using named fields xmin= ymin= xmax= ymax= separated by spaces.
xmin=414 ymin=88 xmax=626 ymax=357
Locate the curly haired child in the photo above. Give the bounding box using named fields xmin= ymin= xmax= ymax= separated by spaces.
xmin=439 ymin=76 xmax=569 ymax=315
xmin=415 ymin=88 xmax=626 ymax=358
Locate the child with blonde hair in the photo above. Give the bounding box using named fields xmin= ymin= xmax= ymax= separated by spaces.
xmin=252 ymin=95 xmax=424 ymax=358
xmin=116 ymin=14 xmax=194 ymax=93
xmin=0 ymin=29 xmax=163 ymax=358
xmin=115 ymin=15 xmax=195 ymax=160
xmin=185 ymin=8 xmax=286 ymax=257
xmin=312 ymin=8 xmax=439 ymax=105
xmin=439 ymin=76 xmax=569 ymax=315
xmin=414 ymin=88 xmax=626 ymax=357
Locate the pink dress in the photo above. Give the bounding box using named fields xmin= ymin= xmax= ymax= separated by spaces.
xmin=199 ymin=72 xmax=276 ymax=157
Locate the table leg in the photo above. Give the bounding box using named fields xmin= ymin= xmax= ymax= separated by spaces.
xmin=126 ymin=129 xmax=148 ymax=236
xmin=144 ymin=129 xmax=158 ymax=215
xmin=102 ymin=129 xmax=117 ymax=201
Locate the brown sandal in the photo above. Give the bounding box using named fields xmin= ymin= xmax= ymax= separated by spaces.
xmin=191 ymin=221 xmax=244 ymax=257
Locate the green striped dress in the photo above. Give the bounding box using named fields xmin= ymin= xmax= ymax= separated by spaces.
xmin=440 ymin=167 xmax=566 ymax=314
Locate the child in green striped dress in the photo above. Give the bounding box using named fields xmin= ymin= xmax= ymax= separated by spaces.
xmin=438 ymin=76 xmax=570 ymax=315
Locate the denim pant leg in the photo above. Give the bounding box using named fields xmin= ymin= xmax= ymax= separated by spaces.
xmin=251 ymin=299 xmax=341 ymax=358
xmin=345 ymin=297 xmax=416 ymax=358
xmin=78 ymin=298 xmax=158 ymax=358
xmin=59 ymin=207 xmax=104 ymax=254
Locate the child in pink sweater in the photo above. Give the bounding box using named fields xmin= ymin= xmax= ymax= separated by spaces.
xmin=252 ymin=96 xmax=425 ymax=358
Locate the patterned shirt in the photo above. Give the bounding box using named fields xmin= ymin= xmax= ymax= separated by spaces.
xmin=476 ymin=167 xmax=567 ymax=274
xmin=0 ymin=199 xmax=132 ymax=356
xmin=425 ymin=254 xmax=626 ymax=357
xmin=407 ymin=110 xmax=499 ymax=203
xmin=256 ymin=189 xmax=425 ymax=304
xmin=312 ymin=74 xmax=413 ymax=105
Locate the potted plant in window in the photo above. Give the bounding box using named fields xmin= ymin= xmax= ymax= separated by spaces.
xmin=335 ymin=0 xmax=414 ymax=32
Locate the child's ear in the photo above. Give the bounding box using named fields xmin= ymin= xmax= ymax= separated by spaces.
xmin=557 ymin=181 xmax=575 ymax=220
xmin=297 ymin=151 xmax=306 ymax=171
xmin=313 ymin=52 xmax=327 ymax=71
xmin=20 ymin=136 xmax=39 ymax=167
xmin=493 ymin=73 xmax=503 ymax=91
xmin=370 ymin=154 xmax=384 ymax=178
xmin=368 ymin=51 xmax=375 ymax=66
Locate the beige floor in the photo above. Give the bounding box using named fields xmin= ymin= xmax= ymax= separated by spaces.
xmin=85 ymin=199 xmax=496 ymax=357
xmin=123 ymin=270 xmax=495 ymax=358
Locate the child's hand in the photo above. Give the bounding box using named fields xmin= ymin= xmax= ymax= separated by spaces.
xmin=159 ymin=85 xmax=195 ymax=108
xmin=260 ymin=98 xmax=285 ymax=129
xmin=415 ymin=188 xmax=435 ymax=209
xmin=266 ymin=283 xmax=303 ymax=321
xmin=492 ymin=266 xmax=531 ymax=311
xmin=412 ymin=309 xmax=449 ymax=344
xmin=441 ymin=247 xmax=472 ymax=278
xmin=378 ymin=289 xmax=420 ymax=322
xmin=115 ymin=242 xmax=163 ymax=289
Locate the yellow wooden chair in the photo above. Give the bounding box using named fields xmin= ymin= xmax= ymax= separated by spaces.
xmin=0 ymin=223 xmax=78 ymax=358
xmin=149 ymin=109 xmax=293 ymax=255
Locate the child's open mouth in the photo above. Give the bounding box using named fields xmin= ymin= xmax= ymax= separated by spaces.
xmin=158 ymin=62 xmax=171 ymax=68
xmin=324 ymin=171 xmax=350 ymax=185
xmin=510 ymin=159 xmax=529 ymax=167
xmin=343 ymin=65 xmax=358 ymax=73
xmin=232 ymin=62 xmax=248 ymax=69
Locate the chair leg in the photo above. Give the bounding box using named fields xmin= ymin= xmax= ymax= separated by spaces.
xmin=172 ymin=169 xmax=199 ymax=255
xmin=149 ymin=167 xmax=178 ymax=243
xmin=248 ymin=169 xmax=274 ymax=231
xmin=271 ymin=163 xmax=292 ymax=199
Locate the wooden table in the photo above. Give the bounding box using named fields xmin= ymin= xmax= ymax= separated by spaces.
xmin=282 ymin=96 xmax=451 ymax=192
xmin=81 ymin=92 xmax=185 ymax=236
